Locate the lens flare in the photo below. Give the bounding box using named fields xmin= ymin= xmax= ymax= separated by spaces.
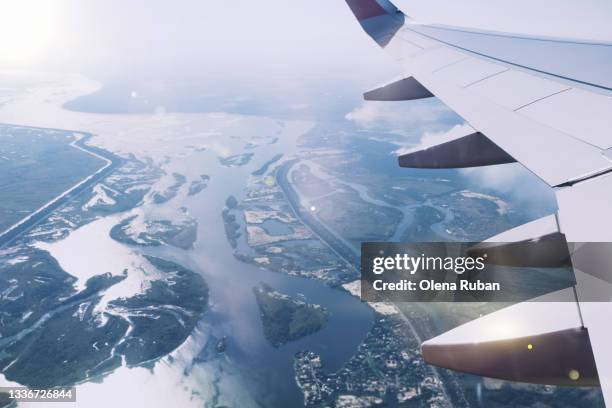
xmin=0 ymin=0 xmax=60 ymax=64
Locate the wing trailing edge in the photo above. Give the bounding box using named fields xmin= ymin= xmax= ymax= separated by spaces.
xmin=467 ymin=232 xmax=572 ymax=269
xmin=422 ymin=327 xmax=599 ymax=386
xmin=344 ymin=0 xmax=611 ymax=401
xmin=398 ymin=131 xmax=516 ymax=168
xmin=364 ymin=76 xmax=433 ymax=101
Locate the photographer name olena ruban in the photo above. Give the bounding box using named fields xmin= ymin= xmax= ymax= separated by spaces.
xmin=369 ymin=253 xmax=501 ymax=292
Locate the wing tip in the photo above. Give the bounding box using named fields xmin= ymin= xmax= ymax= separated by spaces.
xmin=344 ymin=0 xmax=405 ymax=47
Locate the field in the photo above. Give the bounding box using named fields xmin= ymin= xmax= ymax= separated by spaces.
xmin=0 ymin=125 xmax=105 ymax=232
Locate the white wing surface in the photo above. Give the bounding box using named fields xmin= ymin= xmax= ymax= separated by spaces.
xmin=345 ymin=0 xmax=612 ymax=404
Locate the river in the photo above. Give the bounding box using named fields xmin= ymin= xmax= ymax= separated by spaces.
xmin=33 ymin=116 xmax=375 ymax=407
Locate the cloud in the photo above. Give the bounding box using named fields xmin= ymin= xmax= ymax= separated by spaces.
xmin=460 ymin=162 xmax=557 ymax=217
xmin=378 ymin=116 xmax=557 ymax=217
xmin=460 ymin=164 xmax=527 ymax=193
xmin=393 ymin=123 xmax=474 ymax=155
xmin=345 ymin=99 xmax=459 ymax=131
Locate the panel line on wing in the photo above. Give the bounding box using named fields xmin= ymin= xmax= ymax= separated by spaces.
xmin=461 ymin=68 xmax=509 ymax=88
xmin=404 ymin=26 xmax=612 ymax=93
xmin=418 ymin=23 xmax=612 ymax=48
xmin=513 ymin=88 xmax=572 ymax=111
xmin=430 ymin=56 xmax=471 ymax=74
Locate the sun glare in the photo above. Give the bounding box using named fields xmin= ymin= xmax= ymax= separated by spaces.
xmin=0 ymin=0 xmax=60 ymax=65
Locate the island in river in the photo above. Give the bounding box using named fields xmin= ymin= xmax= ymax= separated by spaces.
xmin=253 ymin=283 xmax=328 ymax=348
xmin=110 ymin=210 xmax=198 ymax=250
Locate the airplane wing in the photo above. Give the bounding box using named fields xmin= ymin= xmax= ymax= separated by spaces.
xmin=345 ymin=0 xmax=612 ymax=404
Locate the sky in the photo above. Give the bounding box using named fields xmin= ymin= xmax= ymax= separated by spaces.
xmin=396 ymin=0 xmax=612 ymax=38
xmin=0 ymin=0 xmax=561 ymax=214
xmin=1 ymin=0 xmax=611 ymax=81
xmin=0 ymin=0 xmax=392 ymax=80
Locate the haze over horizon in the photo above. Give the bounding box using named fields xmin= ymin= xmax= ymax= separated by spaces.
xmin=1 ymin=0 xmax=611 ymax=82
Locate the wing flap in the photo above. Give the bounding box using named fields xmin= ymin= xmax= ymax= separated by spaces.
xmin=422 ymin=327 xmax=598 ymax=386
xmin=414 ymin=68 xmax=612 ymax=186
xmin=420 ymin=288 xmax=596 ymax=386
xmin=556 ymin=175 xmax=612 ymax=403
xmin=364 ymin=76 xmax=433 ymax=101
xmin=467 ymin=232 xmax=572 ymax=268
xmin=398 ymin=131 xmax=515 ymax=168
xmin=481 ymin=214 xmax=559 ymax=243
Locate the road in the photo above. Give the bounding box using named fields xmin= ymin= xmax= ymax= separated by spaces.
xmin=276 ymin=158 xmax=460 ymax=407
xmin=0 ymin=127 xmax=122 ymax=248
xmin=275 ymin=159 xmax=360 ymax=270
